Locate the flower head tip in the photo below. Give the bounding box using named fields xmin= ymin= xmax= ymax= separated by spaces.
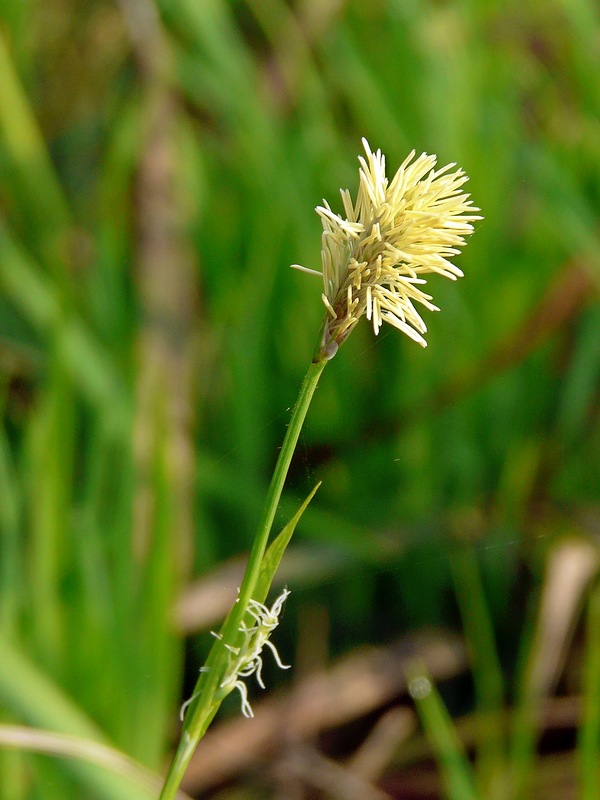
xmin=293 ymin=139 xmax=482 ymax=359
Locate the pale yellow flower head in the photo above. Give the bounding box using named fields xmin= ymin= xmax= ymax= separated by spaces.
xmin=294 ymin=139 xmax=482 ymax=359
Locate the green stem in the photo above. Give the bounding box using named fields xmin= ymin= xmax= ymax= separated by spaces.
xmin=159 ymin=349 xmax=328 ymax=800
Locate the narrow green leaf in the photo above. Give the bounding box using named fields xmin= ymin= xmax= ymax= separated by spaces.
xmin=408 ymin=667 xmax=482 ymax=800
xmin=449 ymin=543 xmax=506 ymax=794
xmin=254 ymin=482 xmax=321 ymax=606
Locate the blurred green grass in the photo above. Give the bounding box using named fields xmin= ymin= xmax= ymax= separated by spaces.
xmin=0 ymin=0 xmax=599 ymax=798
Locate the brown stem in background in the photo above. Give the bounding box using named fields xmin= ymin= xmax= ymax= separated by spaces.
xmin=119 ymin=0 xmax=199 ymax=573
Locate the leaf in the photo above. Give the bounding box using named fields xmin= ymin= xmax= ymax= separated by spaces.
xmin=0 ymin=634 xmax=161 ymax=800
xmin=253 ymin=482 xmax=321 ymax=606
xmin=407 ymin=665 xmax=483 ymax=800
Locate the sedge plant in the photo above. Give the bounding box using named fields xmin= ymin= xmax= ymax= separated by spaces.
xmin=159 ymin=138 xmax=482 ymax=799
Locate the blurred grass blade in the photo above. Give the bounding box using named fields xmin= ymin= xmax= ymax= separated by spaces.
xmin=254 ymin=481 xmax=321 ymax=606
xmin=0 ymin=725 xmax=193 ymax=800
xmin=319 ymin=23 xmax=408 ymax=156
xmin=157 ymin=0 xmax=254 ymax=97
xmin=0 ymin=223 xmax=127 ymax=417
xmin=0 ymin=634 xmax=159 ymax=800
xmin=408 ymin=668 xmax=482 ymax=800
xmin=0 ymin=632 xmax=106 ymax=740
xmin=449 ymin=542 xmax=506 ymax=796
xmin=507 ymin=609 xmax=545 ymax=800
xmin=26 ymin=352 xmax=74 ymax=671
xmin=579 ymin=580 xmax=600 ymax=799
xmin=0 ymin=30 xmax=71 ymax=262
xmin=555 ymin=304 xmax=600 ymax=443
xmin=0 ymin=414 xmax=21 ymax=636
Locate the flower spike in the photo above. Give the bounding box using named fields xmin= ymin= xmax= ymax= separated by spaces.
xmin=293 ymin=139 xmax=482 ymax=358
xmin=218 ymin=588 xmax=291 ymax=719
